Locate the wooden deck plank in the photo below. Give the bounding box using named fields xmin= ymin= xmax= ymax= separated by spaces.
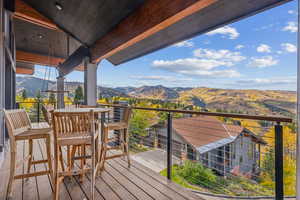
xmin=106 ymin=159 xmax=170 ymax=200
xmin=103 ymin=163 xmax=152 ymax=200
xmin=63 ymin=176 xmax=89 ymax=200
xmin=23 ymin=140 xmax=40 ymax=200
xmin=113 ymin=158 xmax=187 ymax=200
xmin=117 ymin=157 xmax=203 ymax=200
xmin=0 ymin=146 xmax=11 ymax=199
xmin=83 ymin=147 xmax=135 ymax=200
xmin=68 ymin=149 xmax=105 ymax=200
xmin=1 ymin=139 xmax=204 ymax=200
xmin=93 ymin=174 xmax=121 ymax=200
xmin=74 ymin=149 xmax=152 ymax=200
xmin=58 ymin=147 xmax=88 ymax=200
xmin=38 ymin=139 xmax=72 ymax=200
xmin=101 ymin=169 xmax=138 ymax=200
xmin=61 ymin=146 xmax=108 ymax=200
xmin=73 ymin=174 xmax=105 ymax=200
xmin=11 ymin=141 xmax=25 ymax=200
xmin=35 ymin=139 xmax=57 ymax=200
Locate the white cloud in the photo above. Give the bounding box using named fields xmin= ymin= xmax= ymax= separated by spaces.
xmin=254 ymin=24 xmax=276 ymax=31
xmin=256 ymin=44 xmax=271 ymax=53
xmin=193 ymin=48 xmax=245 ymax=64
xmin=206 ymin=26 xmax=239 ymax=39
xmin=276 ymin=50 xmax=283 ymax=55
xmin=131 ymin=75 xmax=193 ymax=82
xmin=250 ymin=56 xmax=278 ymax=68
xmin=180 ymin=69 xmax=241 ymax=78
xmin=152 ymin=58 xmax=241 ymax=78
xmin=282 ymin=21 xmax=298 ymax=33
xmin=234 ymin=77 xmax=296 ymax=87
xmin=173 ymin=40 xmax=194 ymax=48
xmin=152 ymin=48 xmax=245 ymax=78
xmin=281 ymin=43 xmax=297 ymax=53
xmin=235 ymin=45 xmax=244 ymax=50
xmin=153 ymin=58 xmax=229 ymax=71
xmin=288 ymin=10 xmax=297 ymax=15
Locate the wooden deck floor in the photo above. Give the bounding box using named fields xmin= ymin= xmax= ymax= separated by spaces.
xmin=0 ymin=139 xmax=204 ymax=200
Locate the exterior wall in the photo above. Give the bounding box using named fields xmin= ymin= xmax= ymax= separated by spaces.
xmin=199 ymin=135 xmax=259 ymax=176
xmin=199 ymin=147 xmax=227 ymax=175
xmin=231 ymin=135 xmax=257 ymax=174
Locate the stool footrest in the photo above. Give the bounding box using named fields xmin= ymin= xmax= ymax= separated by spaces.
xmin=105 ymin=153 xmax=125 ymax=160
xmin=14 ymin=170 xmax=50 ymax=179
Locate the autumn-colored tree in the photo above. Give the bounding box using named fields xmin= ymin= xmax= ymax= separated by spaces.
xmin=129 ymin=103 xmax=157 ymax=137
xmin=261 ymin=125 xmax=296 ymax=195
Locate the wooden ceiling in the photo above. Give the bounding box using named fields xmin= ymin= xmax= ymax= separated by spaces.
xmin=15 ymin=0 xmax=58 ymax=30
xmin=14 ymin=0 xmax=82 ymax=74
xmin=13 ymin=0 xmax=291 ymax=75
xmin=22 ymin=0 xmax=145 ymax=46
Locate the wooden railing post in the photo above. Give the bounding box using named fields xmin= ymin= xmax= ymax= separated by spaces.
xmin=275 ymin=122 xmax=284 ymax=200
xmin=167 ymin=112 xmax=172 ymax=180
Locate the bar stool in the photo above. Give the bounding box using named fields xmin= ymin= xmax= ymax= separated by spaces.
xmin=4 ymin=109 xmax=53 ymax=199
xmin=51 ymin=110 xmax=99 ymax=200
xmin=99 ymin=106 xmax=132 ymax=171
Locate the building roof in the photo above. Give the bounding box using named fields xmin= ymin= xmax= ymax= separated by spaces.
xmin=172 ymin=116 xmax=264 ymax=154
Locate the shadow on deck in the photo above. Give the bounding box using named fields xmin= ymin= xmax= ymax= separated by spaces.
xmin=0 ymin=139 xmax=204 ymax=200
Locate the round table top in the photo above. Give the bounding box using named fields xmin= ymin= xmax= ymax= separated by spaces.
xmin=54 ymin=107 xmax=111 ymax=113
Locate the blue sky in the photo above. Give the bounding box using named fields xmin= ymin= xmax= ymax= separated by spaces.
xmin=32 ymin=0 xmax=298 ymax=91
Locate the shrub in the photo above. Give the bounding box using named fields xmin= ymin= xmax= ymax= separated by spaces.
xmin=177 ymin=160 xmax=217 ymax=188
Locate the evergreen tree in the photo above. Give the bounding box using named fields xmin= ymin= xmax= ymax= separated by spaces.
xmin=35 ymin=90 xmax=41 ymax=100
xmin=22 ymin=89 xmax=27 ymax=100
xmin=49 ymin=93 xmax=56 ymax=105
xmin=74 ymin=86 xmax=84 ymax=104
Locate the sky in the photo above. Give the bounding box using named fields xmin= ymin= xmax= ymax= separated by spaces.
xmin=31 ymin=0 xmax=298 ymax=91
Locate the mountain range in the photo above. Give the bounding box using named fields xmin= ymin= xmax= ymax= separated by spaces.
xmin=16 ymin=76 xmax=296 ymax=117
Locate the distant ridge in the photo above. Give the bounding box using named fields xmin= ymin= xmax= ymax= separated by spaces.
xmin=16 ymin=76 xmax=296 ymax=117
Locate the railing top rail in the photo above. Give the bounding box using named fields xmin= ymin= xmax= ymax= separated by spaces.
xmin=98 ymin=103 xmax=293 ymax=123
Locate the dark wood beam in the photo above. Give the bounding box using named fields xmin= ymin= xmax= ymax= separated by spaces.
xmin=90 ymin=0 xmax=217 ymax=63
xmin=16 ymin=50 xmax=84 ymax=71
xmin=16 ymin=50 xmax=63 ymax=66
xmin=58 ymin=46 xmax=90 ymax=76
xmin=14 ymin=0 xmax=58 ymax=30
xmin=16 ymin=67 xmax=34 ymax=75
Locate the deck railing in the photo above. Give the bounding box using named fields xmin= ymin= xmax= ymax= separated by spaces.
xmin=16 ymin=101 xmax=295 ymax=199
xmin=98 ymin=103 xmax=294 ymax=200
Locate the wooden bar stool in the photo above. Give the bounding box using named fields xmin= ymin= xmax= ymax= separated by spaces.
xmin=41 ymin=105 xmax=67 ymax=172
xmin=51 ymin=110 xmax=99 ymax=200
xmin=99 ymin=107 xmax=132 ymax=171
xmin=3 ymin=109 xmax=53 ymax=199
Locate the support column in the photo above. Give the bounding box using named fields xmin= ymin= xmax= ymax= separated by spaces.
xmin=57 ymin=72 xmax=65 ymax=109
xmin=84 ymin=59 xmax=98 ymax=106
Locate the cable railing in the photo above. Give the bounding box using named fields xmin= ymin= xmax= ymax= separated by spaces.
xmin=16 ymin=101 xmax=295 ymax=199
xmin=99 ymin=103 xmax=295 ymax=200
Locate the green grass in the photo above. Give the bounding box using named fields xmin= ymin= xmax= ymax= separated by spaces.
xmin=129 ymin=143 xmax=152 ymax=154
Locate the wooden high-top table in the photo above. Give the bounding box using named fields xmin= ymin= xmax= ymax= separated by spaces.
xmin=54 ymin=107 xmax=111 ymax=128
